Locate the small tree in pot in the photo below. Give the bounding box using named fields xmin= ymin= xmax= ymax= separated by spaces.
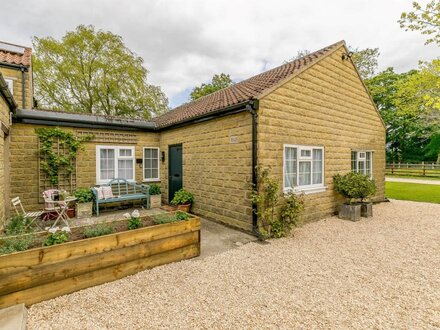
xmin=74 ymin=188 xmax=94 ymax=219
xmin=333 ymin=172 xmax=377 ymax=221
xmin=171 ymin=188 xmax=194 ymax=212
xmin=149 ymin=184 xmax=162 ymax=208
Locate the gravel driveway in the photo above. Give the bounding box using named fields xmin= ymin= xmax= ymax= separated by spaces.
xmin=28 ymin=200 xmax=440 ymax=329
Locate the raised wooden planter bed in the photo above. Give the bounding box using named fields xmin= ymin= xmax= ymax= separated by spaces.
xmin=0 ymin=216 xmax=200 ymax=308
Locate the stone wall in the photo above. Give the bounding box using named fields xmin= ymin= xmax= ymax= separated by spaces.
xmin=9 ymin=124 xmax=159 ymax=211
xmin=160 ymin=112 xmax=253 ymax=231
xmin=0 ymin=67 xmax=32 ymax=109
xmin=257 ymin=45 xmax=386 ymax=222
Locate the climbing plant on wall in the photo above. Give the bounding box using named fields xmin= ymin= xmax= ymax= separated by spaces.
xmin=35 ymin=128 xmax=93 ymax=185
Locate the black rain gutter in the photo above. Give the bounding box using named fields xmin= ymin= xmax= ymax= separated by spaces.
xmin=156 ymin=100 xmax=254 ymax=131
xmin=13 ymin=109 xmax=156 ymax=131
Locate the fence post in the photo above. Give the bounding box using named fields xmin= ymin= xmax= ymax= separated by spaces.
xmin=422 ymin=161 xmax=425 ymax=176
xmin=391 ymin=163 xmax=394 ymax=174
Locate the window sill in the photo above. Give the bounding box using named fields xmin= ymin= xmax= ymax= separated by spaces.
xmin=284 ymin=186 xmax=327 ymax=195
xmin=142 ymin=179 xmax=161 ymax=183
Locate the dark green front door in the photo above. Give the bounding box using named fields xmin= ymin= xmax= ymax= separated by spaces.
xmin=168 ymin=144 xmax=183 ymax=202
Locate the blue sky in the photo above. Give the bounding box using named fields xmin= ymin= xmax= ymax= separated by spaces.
xmin=1 ymin=0 xmax=438 ymax=109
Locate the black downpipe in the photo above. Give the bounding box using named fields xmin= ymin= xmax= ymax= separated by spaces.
xmin=247 ymin=100 xmax=259 ymax=234
xmin=21 ymin=68 xmax=25 ymax=108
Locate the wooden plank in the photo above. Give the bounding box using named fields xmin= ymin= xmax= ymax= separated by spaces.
xmin=0 ymin=243 xmax=200 ymax=308
xmin=0 ymin=217 xmax=200 ymax=275
xmin=0 ymin=231 xmax=199 ymax=295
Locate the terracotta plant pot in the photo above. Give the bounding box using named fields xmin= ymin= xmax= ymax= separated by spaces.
xmin=338 ymin=203 xmax=361 ymax=221
xmin=177 ymin=204 xmax=191 ymax=212
xmin=150 ymin=194 xmax=162 ymax=208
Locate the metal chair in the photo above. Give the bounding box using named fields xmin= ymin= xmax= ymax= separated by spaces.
xmin=10 ymin=197 xmax=45 ymax=229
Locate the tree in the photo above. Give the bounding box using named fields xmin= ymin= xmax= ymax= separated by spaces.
xmin=286 ymin=46 xmax=380 ymax=80
xmin=33 ymin=25 xmax=168 ymax=119
xmin=190 ymin=73 xmax=234 ymax=101
xmin=399 ymin=1 xmax=440 ymax=45
xmin=365 ymin=66 xmax=439 ymax=162
xmin=349 ymin=47 xmax=380 ymax=80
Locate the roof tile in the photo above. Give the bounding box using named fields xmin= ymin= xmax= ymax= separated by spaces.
xmin=154 ymin=40 xmax=344 ymax=128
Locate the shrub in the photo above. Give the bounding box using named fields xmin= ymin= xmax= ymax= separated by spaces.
xmin=175 ymin=211 xmax=190 ymax=221
xmin=127 ymin=217 xmax=142 ymax=230
xmin=83 ymin=224 xmax=114 ymax=238
xmin=44 ymin=230 xmax=70 ymax=246
xmin=74 ymin=188 xmax=94 ymax=203
xmin=152 ymin=211 xmax=190 ymax=224
xmin=251 ymin=166 xmax=281 ymax=240
xmin=333 ymin=172 xmax=377 ymax=203
xmin=0 ymin=236 xmax=35 ymax=255
xmin=149 ymin=184 xmax=161 ymax=195
xmin=153 ymin=215 xmax=177 ymax=225
xmin=171 ymin=188 xmax=194 ymax=205
xmin=5 ymin=214 xmax=34 ymax=236
xmin=251 ymin=167 xmax=305 ymax=239
xmin=279 ymin=191 xmax=305 ymax=235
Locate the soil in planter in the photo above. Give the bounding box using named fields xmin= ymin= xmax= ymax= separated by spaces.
xmin=0 ymin=216 xmax=156 ymax=252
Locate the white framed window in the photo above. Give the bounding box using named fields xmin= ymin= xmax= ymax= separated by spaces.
xmin=4 ymin=78 xmax=13 ymax=94
xmin=96 ymin=146 xmax=135 ymax=184
xmin=283 ymin=144 xmax=326 ymax=194
xmin=351 ymin=150 xmax=373 ymax=177
xmin=143 ymin=147 xmax=160 ymax=181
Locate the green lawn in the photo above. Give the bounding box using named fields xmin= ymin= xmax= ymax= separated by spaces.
xmin=386 ymin=181 xmax=440 ymax=204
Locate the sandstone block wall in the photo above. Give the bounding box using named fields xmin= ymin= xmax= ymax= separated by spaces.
xmin=257 ymin=45 xmax=386 ymax=223
xmin=160 ymin=112 xmax=253 ymax=231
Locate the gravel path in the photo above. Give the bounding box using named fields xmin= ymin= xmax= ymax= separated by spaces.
xmin=28 ymin=200 xmax=440 ymax=329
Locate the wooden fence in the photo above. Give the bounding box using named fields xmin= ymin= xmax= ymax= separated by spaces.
xmin=386 ymin=162 xmax=440 ymax=178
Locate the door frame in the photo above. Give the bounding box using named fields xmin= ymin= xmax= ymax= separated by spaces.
xmin=168 ymin=143 xmax=183 ymax=202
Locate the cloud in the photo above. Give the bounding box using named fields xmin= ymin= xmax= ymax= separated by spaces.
xmin=1 ymin=0 xmax=437 ymax=106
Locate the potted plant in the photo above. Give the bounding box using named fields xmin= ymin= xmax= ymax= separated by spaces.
xmin=73 ymin=188 xmax=94 ymax=219
xmin=149 ymin=184 xmax=162 ymax=208
xmin=333 ymin=172 xmax=376 ymax=221
xmin=171 ymin=188 xmax=194 ymax=212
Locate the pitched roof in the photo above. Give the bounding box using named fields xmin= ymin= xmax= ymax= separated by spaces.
xmin=0 ymin=41 xmax=32 ymax=67
xmin=154 ymin=40 xmax=345 ymax=128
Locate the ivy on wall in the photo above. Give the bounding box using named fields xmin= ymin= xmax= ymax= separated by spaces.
xmin=35 ymin=128 xmax=93 ymax=185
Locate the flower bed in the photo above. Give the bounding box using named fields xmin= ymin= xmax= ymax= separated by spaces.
xmin=0 ymin=212 xmax=200 ymax=308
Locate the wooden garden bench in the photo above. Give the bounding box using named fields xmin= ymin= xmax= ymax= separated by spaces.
xmin=91 ymin=179 xmax=150 ymax=216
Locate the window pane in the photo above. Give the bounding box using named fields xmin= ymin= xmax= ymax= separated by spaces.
xmin=151 ymin=148 xmax=158 ymax=158
xmin=100 ymin=149 xmax=115 ymax=180
xmin=119 ymin=149 xmax=132 ymax=157
xmin=312 ymin=149 xmax=322 ymax=184
xmin=301 ymin=149 xmax=311 ymax=158
xmin=358 ymin=160 xmax=365 ymax=174
xmin=118 ymin=159 xmax=133 ymax=180
xmin=145 ymin=148 xmax=151 ymax=158
xmin=284 ymin=147 xmax=297 ymax=188
xmin=351 ymin=151 xmax=357 ymax=172
xmin=366 ymin=152 xmax=372 ymax=176
xmin=152 ymin=159 xmax=158 ymax=169
xmin=152 ymin=169 xmax=158 ymax=179
xmin=299 ymin=161 xmax=311 ymax=186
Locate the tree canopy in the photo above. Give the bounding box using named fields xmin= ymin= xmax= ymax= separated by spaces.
xmin=365 ymin=62 xmax=440 ymax=162
xmin=33 ymin=25 xmax=169 ymax=119
xmin=190 ymin=73 xmax=234 ymax=101
xmin=399 ymin=1 xmax=440 ymax=45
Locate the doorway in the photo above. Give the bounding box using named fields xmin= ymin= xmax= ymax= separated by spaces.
xmin=168 ymin=144 xmax=183 ymax=202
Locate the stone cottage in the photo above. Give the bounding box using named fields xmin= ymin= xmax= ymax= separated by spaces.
xmin=0 ymin=40 xmax=386 ymax=232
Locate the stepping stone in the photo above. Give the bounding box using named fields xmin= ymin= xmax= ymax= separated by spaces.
xmin=0 ymin=304 xmax=27 ymax=330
